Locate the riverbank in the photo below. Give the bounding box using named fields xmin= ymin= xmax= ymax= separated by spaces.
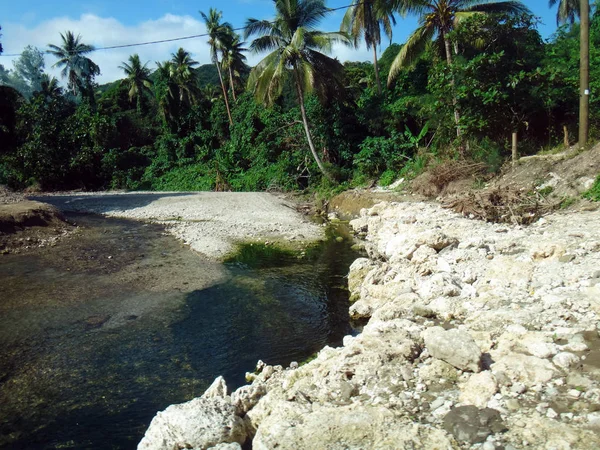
xmin=138 ymin=199 xmax=600 ymax=450
xmin=30 ymin=191 xmax=324 ymax=260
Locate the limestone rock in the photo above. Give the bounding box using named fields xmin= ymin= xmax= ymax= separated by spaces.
xmin=443 ymin=406 xmax=506 ymax=444
xmin=423 ymin=327 xmax=482 ymax=372
xmin=253 ymin=403 xmax=457 ymax=450
xmin=459 ymin=371 xmax=498 ymax=408
xmin=553 ymin=352 xmax=580 ymax=369
xmin=203 ymin=376 xmax=228 ymax=399
xmin=491 ymin=353 xmax=558 ymax=385
xmin=137 ymin=396 xmax=247 ymax=450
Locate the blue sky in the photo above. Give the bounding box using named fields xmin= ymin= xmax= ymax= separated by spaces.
xmin=1 ymin=1 xmax=565 ymax=84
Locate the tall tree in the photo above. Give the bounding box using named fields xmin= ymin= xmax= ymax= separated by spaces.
xmin=388 ymin=0 xmax=530 ymax=137
xmin=245 ymin=0 xmax=350 ymax=180
xmin=47 ymin=31 xmax=100 ymax=100
xmin=201 ymin=8 xmax=234 ymax=125
xmin=341 ymin=0 xmax=396 ymax=95
xmin=549 ymin=0 xmax=580 ymax=24
xmin=169 ymin=48 xmax=200 ymax=106
xmin=221 ymin=32 xmax=248 ymax=101
xmin=13 ymin=46 xmax=46 ymax=96
xmin=119 ymin=54 xmax=153 ymax=113
xmin=36 ymin=74 xmax=63 ymax=101
xmin=579 ymin=0 xmax=589 ymax=146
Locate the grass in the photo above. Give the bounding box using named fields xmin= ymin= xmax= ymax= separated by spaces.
xmin=583 ymin=175 xmax=600 ymax=202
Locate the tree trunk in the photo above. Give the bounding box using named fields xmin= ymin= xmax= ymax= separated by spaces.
xmin=579 ymin=0 xmax=590 ymax=147
xmin=443 ymin=32 xmax=461 ymax=138
xmin=564 ymin=125 xmax=570 ymax=148
xmin=512 ymin=132 xmax=518 ymax=166
xmin=215 ymin=60 xmax=233 ymax=126
xmin=229 ymin=66 xmax=237 ymax=102
xmin=373 ymin=45 xmax=382 ymax=96
xmin=293 ymin=71 xmax=333 ymax=181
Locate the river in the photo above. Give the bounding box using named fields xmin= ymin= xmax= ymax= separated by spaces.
xmin=0 ymin=212 xmax=358 ymax=449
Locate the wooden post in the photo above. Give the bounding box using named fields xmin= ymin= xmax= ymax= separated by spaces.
xmin=579 ymin=0 xmax=590 ymax=148
xmin=512 ymin=132 xmax=518 ymax=165
xmin=563 ymin=125 xmax=570 ymax=148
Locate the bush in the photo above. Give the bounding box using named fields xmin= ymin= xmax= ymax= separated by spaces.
xmin=584 ymin=175 xmax=600 ymax=201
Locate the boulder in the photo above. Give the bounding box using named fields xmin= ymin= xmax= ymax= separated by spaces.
xmin=253 ymin=403 xmax=456 ymax=450
xmin=459 ymin=371 xmax=498 ymax=408
xmin=137 ymin=396 xmax=247 ymax=450
xmin=443 ymin=406 xmax=506 ymax=444
xmin=423 ymin=327 xmax=482 ymax=372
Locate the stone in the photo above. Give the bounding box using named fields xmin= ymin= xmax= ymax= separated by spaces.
xmin=553 ymin=352 xmax=580 ymax=369
xmin=137 ymin=396 xmax=247 ymax=450
xmin=231 ymin=383 xmax=268 ymax=416
xmin=253 ymin=403 xmax=455 ymax=450
xmin=423 ymin=326 xmax=482 ymax=372
xmin=443 ymin=406 xmax=506 ymax=444
xmin=491 ymin=353 xmax=558 ymax=385
xmin=208 ymin=444 xmax=242 ymax=450
xmin=459 ymin=372 xmax=498 ymax=408
xmin=203 ymin=376 xmax=228 ymax=399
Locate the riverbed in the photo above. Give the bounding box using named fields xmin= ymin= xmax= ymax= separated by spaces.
xmin=0 ymin=212 xmax=358 ymax=449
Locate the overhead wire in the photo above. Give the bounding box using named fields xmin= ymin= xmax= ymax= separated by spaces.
xmin=0 ymin=1 xmax=369 ymax=57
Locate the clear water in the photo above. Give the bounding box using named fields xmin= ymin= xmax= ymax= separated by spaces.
xmin=0 ymin=213 xmax=357 ymax=450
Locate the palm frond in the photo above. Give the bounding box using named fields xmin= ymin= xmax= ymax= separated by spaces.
xmin=388 ymin=24 xmax=434 ymax=83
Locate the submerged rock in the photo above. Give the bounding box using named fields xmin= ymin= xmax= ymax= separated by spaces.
xmin=443 ymin=406 xmax=506 ymax=444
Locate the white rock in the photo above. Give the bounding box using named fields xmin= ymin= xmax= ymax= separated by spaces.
xmin=459 ymin=372 xmax=498 ymax=408
xmin=423 ymin=326 xmax=482 ymax=372
xmin=552 ymin=352 xmax=580 ymax=369
xmin=137 ymin=396 xmax=246 ymax=450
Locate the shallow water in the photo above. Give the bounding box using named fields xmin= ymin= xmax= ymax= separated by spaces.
xmin=0 ymin=214 xmax=358 ymax=449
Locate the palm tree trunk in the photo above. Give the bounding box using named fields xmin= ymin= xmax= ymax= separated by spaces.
xmin=215 ymin=60 xmax=233 ymax=125
xmin=443 ymin=32 xmax=461 ymax=138
xmin=373 ymin=45 xmax=382 ymax=96
xmin=228 ymin=67 xmax=237 ymax=102
xmin=293 ymin=71 xmax=333 ymax=181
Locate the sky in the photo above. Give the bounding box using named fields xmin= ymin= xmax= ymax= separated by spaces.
xmin=0 ymin=0 xmax=564 ymax=85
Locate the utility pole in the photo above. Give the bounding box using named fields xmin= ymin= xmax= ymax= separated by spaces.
xmin=579 ymin=0 xmax=590 ymax=147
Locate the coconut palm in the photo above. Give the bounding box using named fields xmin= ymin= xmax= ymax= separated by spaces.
xmin=36 ymin=74 xmax=62 ymax=100
xmin=201 ymin=8 xmax=234 ymax=125
xmin=169 ymin=48 xmax=200 ymax=106
xmin=388 ymin=1 xmax=530 ymax=136
xmin=119 ymin=54 xmax=153 ymax=112
xmin=341 ymin=0 xmax=397 ymax=95
xmin=549 ymin=0 xmax=580 ymax=24
xmin=47 ymin=31 xmax=100 ymax=98
xmin=154 ymin=60 xmax=178 ymax=127
xmin=245 ymin=0 xmax=351 ymax=180
xmin=221 ymin=32 xmax=248 ymax=101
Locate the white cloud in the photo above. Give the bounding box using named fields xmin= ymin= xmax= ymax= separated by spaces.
xmin=1 ymin=13 xmax=376 ymax=85
xmin=2 ymin=13 xmax=211 ymax=84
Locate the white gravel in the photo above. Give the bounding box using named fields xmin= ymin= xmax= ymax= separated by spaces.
xmin=33 ymin=192 xmax=323 ymax=259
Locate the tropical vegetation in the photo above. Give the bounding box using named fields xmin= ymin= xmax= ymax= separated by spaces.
xmin=0 ymin=1 xmax=598 ymax=193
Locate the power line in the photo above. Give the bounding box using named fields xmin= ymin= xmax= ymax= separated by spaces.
xmin=0 ymin=1 xmax=364 ymax=58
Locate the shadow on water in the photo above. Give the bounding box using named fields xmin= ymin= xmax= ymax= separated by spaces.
xmin=0 ymin=215 xmax=359 ymax=449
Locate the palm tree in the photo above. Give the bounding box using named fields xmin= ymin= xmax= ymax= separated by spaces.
xmin=169 ymin=48 xmax=200 ymax=106
xmin=221 ymin=32 xmax=248 ymax=101
xmin=154 ymin=60 xmax=178 ymax=128
xmin=119 ymin=54 xmax=153 ymax=112
xmin=47 ymin=31 xmax=100 ymax=99
xmin=36 ymin=74 xmax=62 ymax=100
xmin=549 ymin=0 xmax=580 ymax=24
xmin=388 ymin=1 xmax=530 ymax=136
xmin=245 ymin=0 xmax=350 ymax=180
xmin=341 ymin=0 xmax=396 ymax=95
xmin=201 ymin=8 xmax=234 ymax=125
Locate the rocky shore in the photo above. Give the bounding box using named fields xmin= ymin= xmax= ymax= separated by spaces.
xmin=139 ymin=200 xmax=600 ymax=450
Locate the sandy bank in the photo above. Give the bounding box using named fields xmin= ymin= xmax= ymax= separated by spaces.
xmin=32 ymin=192 xmax=324 ymax=260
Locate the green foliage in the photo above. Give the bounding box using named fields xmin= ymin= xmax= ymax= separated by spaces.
xmin=583 ymin=175 xmax=600 ymax=201
xmin=378 ymin=169 xmax=396 ymax=187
